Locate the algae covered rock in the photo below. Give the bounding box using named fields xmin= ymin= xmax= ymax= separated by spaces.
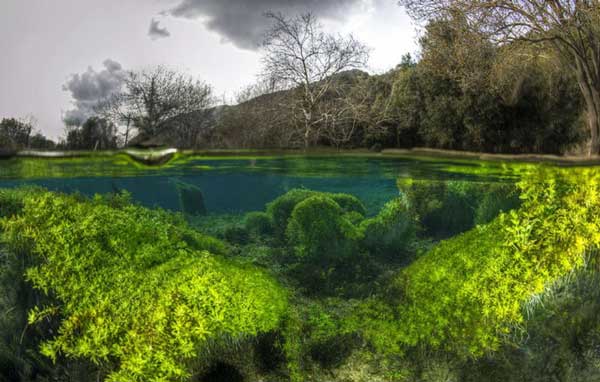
xmin=173 ymin=179 xmax=207 ymax=216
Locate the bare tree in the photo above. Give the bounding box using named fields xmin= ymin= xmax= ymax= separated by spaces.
xmin=261 ymin=12 xmax=370 ymax=148
xmin=96 ymin=95 xmax=136 ymax=146
xmin=398 ymin=0 xmax=600 ymax=155
xmin=98 ymin=66 xmax=213 ymax=145
xmin=214 ymin=82 xmax=297 ymax=149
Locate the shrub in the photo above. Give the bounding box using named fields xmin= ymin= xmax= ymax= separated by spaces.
xmin=1 ymin=191 xmax=288 ymax=381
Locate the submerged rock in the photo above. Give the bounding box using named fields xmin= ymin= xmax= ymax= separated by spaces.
xmin=174 ymin=180 xmax=207 ymax=216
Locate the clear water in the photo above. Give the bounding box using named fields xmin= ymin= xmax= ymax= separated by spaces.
xmin=0 ymin=154 xmax=521 ymax=214
xmin=6 ymin=152 xmax=591 ymax=381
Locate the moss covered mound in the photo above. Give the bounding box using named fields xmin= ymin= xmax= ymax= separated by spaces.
xmin=1 ymin=190 xmax=288 ymax=381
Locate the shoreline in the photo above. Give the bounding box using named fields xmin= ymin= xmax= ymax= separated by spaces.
xmin=3 ymin=147 xmax=600 ymax=166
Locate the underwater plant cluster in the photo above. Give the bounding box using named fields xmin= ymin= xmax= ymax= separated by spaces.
xmin=2 ymin=166 xmax=600 ymax=381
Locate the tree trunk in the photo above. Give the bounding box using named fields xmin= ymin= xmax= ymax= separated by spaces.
xmin=574 ymin=60 xmax=600 ymax=156
xmin=304 ymin=121 xmax=311 ymax=149
xmin=303 ymin=109 xmax=312 ymax=149
xmin=588 ymin=101 xmax=600 ymax=156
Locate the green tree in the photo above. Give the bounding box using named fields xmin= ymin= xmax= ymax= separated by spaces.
xmin=399 ymin=0 xmax=600 ymax=155
xmin=0 ymin=118 xmax=33 ymax=150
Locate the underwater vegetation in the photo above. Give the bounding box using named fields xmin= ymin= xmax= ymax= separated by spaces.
xmin=2 ymin=165 xmax=600 ymax=381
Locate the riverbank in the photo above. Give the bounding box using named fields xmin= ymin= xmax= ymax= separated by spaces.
xmin=5 ymin=147 xmax=600 ymax=166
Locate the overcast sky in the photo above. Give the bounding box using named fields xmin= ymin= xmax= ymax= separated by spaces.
xmin=0 ymin=0 xmax=417 ymax=140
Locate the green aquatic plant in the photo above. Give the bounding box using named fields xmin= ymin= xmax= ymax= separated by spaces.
xmin=381 ymin=167 xmax=600 ymax=356
xmin=398 ymin=178 xmax=520 ymax=239
xmin=473 ymin=183 xmax=521 ymax=226
xmin=287 ymin=195 xmax=361 ymax=262
xmin=223 ymin=225 xmax=251 ymax=245
xmin=1 ymin=191 xmax=288 ymax=382
xmin=267 ymin=189 xmax=366 ymax=241
xmin=244 ymin=211 xmax=274 ymax=238
xmin=0 ymin=187 xmax=45 ymax=219
xmin=359 ymin=198 xmax=417 ymax=262
xmin=398 ymin=179 xmax=479 ymax=239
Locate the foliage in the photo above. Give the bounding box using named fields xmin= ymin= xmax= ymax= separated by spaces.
xmin=205 ymin=12 xmax=585 ymax=154
xmin=63 ymin=117 xmax=118 ymax=150
xmin=384 ymin=167 xmax=600 ymax=356
xmin=358 ymin=199 xmax=417 ymax=262
xmin=244 ymin=211 xmax=274 ymax=238
xmin=286 ymin=195 xmax=360 ymax=261
xmin=28 ymin=133 xmax=56 ymax=150
xmin=399 ymin=0 xmax=600 ymax=155
xmin=398 ymin=178 xmax=520 ymax=239
xmin=1 ymin=191 xmax=288 ymax=381
xmin=266 ymin=189 xmax=366 ymax=241
xmin=389 ymin=17 xmax=584 ymax=154
xmin=0 ymin=118 xmax=33 ymax=151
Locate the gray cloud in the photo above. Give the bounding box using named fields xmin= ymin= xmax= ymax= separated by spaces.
xmin=168 ymin=0 xmax=366 ymax=49
xmin=149 ymin=18 xmax=171 ymax=40
xmin=62 ymin=59 xmax=126 ymax=126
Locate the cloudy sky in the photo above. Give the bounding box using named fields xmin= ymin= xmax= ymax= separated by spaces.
xmin=0 ymin=0 xmax=417 ymax=140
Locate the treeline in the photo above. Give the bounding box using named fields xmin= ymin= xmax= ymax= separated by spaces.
xmin=209 ymin=15 xmax=585 ymax=154
xmin=0 ymin=118 xmax=56 ymax=153
xmin=7 ymin=5 xmax=597 ymax=155
xmin=49 ymin=11 xmax=588 ymax=154
xmin=0 ymin=117 xmax=120 ymax=153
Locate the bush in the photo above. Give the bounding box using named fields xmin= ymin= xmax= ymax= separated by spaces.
xmin=1 ymin=191 xmax=288 ymax=381
xmin=359 ymin=199 xmax=416 ymax=262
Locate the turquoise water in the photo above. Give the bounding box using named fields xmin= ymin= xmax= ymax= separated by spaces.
xmin=0 ymin=155 xmax=519 ymax=214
